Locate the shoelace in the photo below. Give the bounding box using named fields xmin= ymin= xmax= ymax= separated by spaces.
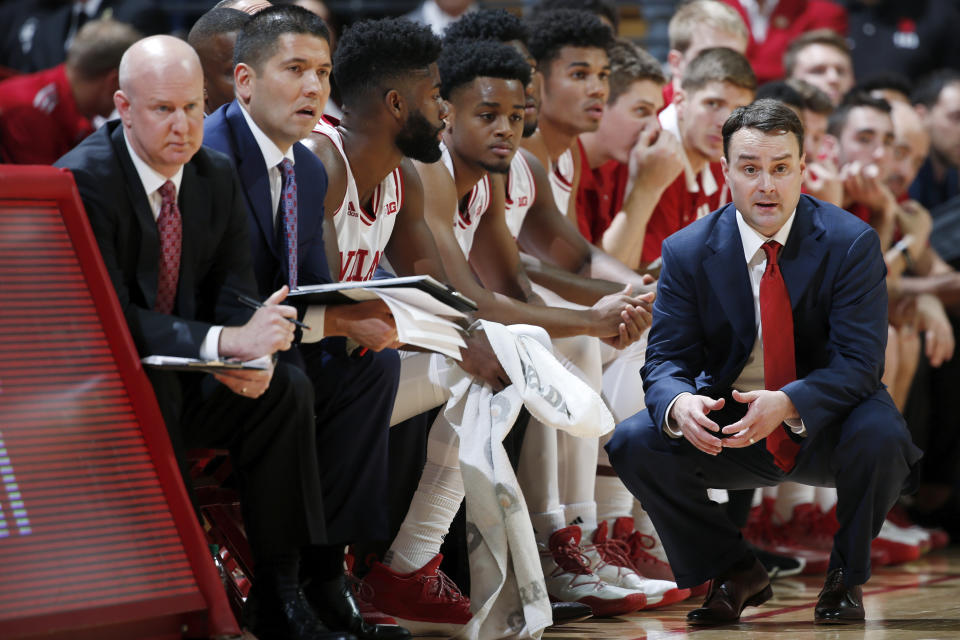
xmin=589 ymin=536 xmax=637 ymax=573
xmin=543 ymin=538 xmax=604 ymax=590
xmin=626 ymin=531 xmax=668 ymax=567
xmin=347 ymin=573 xmax=376 ymax=603
xmin=418 ymin=568 xmax=466 ymax=602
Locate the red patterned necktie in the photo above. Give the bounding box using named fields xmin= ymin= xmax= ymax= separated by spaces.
xmin=279 ymin=158 xmax=298 ymax=289
xmin=154 ymin=180 xmax=181 ymax=314
xmin=760 ymin=241 xmax=801 ymax=472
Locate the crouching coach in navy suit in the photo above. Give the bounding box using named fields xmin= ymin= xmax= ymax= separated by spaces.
xmin=607 ymin=99 xmax=921 ymax=626
xmin=202 ymin=6 xmax=404 ymax=640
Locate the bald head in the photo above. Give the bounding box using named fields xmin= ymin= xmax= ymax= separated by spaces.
xmin=888 ymin=100 xmax=931 ymax=197
xmin=119 ymin=35 xmax=203 ymax=98
xmin=115 ymin=36 xmax=206 ymax=178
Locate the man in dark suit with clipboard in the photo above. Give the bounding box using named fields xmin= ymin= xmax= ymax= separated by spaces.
xmin=202 ymin=7 xmax=408 ymax=640
xmin=54 ymin=35 xmax=350 ymax=640
xmin=606 ymin=100 xmax=922 ymax=626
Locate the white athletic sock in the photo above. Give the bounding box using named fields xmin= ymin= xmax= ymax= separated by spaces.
xmin=385 ymin=460 xmax=464 ymax=574
xmin=386 ymin=416 xmax=463 ymax=574
xmin=530 ymin=510 xmax=567 ymax=546
xmin=595 ymin=474 xmax=635 ymax=522
xmin=815 ymin=487 xmax=838 ymax=513
xmin=564 ymin=501 xmax=598 ymax=539
xmin=773 ymin=482 xmax=816 ymax=524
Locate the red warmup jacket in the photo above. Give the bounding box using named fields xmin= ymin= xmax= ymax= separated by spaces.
xmin=720 ymin=0 xmax=848 ymax=83
xmin=0 ymin=64 xmax=93 ymax=164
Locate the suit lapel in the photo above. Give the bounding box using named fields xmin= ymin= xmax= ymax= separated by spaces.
xmin=703 ymin=205 xmax=756 ymax=351
xmin=226 ymin=101 xmax=278 ymax=260
xmin=780 ymin=196 xmax=827 ymax=309
xmin=110 ymin=124 xmax=161 ymax=309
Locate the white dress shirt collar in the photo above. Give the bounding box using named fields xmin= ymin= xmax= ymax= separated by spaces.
xmin=237 ymin=101 xmax=296 ymax=170
xmin=735 ymin=207 xmax=797 ymax=265
xmin=122 ymin=129 xmax=183 ymax=220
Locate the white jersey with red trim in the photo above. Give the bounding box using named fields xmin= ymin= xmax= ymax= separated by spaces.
xmin=313 ymin=118 xmax=403 ymax=282
xmin=440 ymin=142 xmax=491 ymax=257
xmin=503 ymin=151 xmax=537 ymax=240
xmin=549 ymin=147 xmax=574 ymax=216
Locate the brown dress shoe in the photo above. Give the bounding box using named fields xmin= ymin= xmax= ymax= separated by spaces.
xmin=686 ymin=557 xmax=772 ymax=626
xmin=814 ymin=568 xmax=864 ymax=624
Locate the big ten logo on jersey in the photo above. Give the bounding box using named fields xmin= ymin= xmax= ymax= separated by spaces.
xmin=0 ymin=431 xmax=32 ymax=538
xmin=518 ymin=195 xmax=529 ymax=207
xmin=339 ymin=248 xmax=383 ymax=282
xmin=385 ymin=201 xmax=397 ymax=215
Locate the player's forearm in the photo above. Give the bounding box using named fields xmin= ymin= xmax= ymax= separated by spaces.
xmin=522 ymin=254 xmax=621 ymax=306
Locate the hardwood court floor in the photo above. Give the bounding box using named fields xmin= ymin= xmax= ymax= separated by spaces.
xmin=543 ymin=547 xmax=960 ymax=639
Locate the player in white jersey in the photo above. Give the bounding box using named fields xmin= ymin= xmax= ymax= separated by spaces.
xmin=439 ymin=141 xmax=490 ymax=256
xmin=446 ymin=9 xmax=692 ymax=607
xmin=306 ymin=20 xmax=646 ymax=632
xmin=312 ymin=117 xmax=403 ymax=282
xmin=395 ymin=36 xmax=668 ymax=620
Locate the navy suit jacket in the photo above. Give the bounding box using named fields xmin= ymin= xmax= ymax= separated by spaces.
xmin=642 ymin=194 xmax=888 ymax=443
xmin=203 ymin=100 xmax=333 ymax=295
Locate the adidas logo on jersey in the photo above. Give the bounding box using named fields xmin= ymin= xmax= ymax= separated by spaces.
xmin=346 ymin=202 xmax=359 ymax=217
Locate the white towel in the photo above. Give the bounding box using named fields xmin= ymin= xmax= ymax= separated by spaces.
xmin=446 ymin=321 xmax=614 ymax=640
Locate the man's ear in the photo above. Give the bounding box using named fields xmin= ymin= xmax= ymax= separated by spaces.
xmin=914 ymin=103 xmax=930 ymax=126
xmin=114 ymin=89 xmax=131 ymax=127
xmin=720 ymin=154 xmax=729 ymax=181
xmin=384 ymin=87 xmax=407 ymax=125
xmin=234 ymin=62 xmax=254 ymax=103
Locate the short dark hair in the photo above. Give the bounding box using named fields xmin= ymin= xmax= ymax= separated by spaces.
xmin=827 ymin=90 xmax=891 ymax=137
xmin=233 ymin=4 xmax=329 ymax=72
xmin=65 ymin=18 xmax=141 ymax=80
xmin=681 ymin=46 xmax=756 ymax=94
xmin=530 ymin=0 xmax=619 ymax=32
xmin=912 ymin=69 xmax=960 ymax=109
xmin=334 ymin=18 xmax=441 ymax=109
xmin=755 ymin=81 xmax=804 ymax=111
xmin=723 ymin=98 xmax=805 ymax=159
xmin=786 ymin=79 xmax=833 ymax=114
xmin=526 ymin=9 xmax=614 ymax=74
xmin=188 ymin=7 xmax=249 ymax=48
xmin=439 ymin=39 xmax=531 ymax=100
xmin=443 ymin=9 xmax=527 ymax=46
xmin=607 ymin=38 xmax=666 ymax=104
xmin=783 ymin=29 xmax=849 ymax=78
xmin=856 ymin=71 xmax=913 ymax=102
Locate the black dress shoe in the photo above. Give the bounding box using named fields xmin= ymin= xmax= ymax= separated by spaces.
xmin=305 ymin=574 xmax=412 ymax=640
xmin=242 ymin=584 xmax=357 ymax=640
xmin=549 ymin=601 xmax=593 ymax=626
xmin=814 ymin=568 xmax=864 ymax=624
xmin=686 ymin=556 xmax=772 ymax=626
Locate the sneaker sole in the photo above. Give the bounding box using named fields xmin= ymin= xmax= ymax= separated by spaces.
xmin=574 ymin=593 xmax=646 ymax=618
xmin=640 ymin=587 xmax=691 ymax=609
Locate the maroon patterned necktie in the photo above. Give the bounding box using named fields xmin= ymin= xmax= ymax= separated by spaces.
xmin=154 ymin=180 xmax=181 ymax=314
xmin=760 ymin=241 xmax=801 ymax=472
xmin=279 ymin=158 xmax=298 ymax=289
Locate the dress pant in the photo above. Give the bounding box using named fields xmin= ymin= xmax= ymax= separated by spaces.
xmin=300 ymin=337 xmax=401 ymax=544
xmin=606 ymin=388 xmax=921 ymax=588
xmin=151 ymin=361 xmax=326 ymax=561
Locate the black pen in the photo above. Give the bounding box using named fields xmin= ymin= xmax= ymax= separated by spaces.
xmin=237 ymin=294 xmax=312 ymax=331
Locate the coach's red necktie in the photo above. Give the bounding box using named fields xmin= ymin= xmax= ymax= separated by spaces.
xmin=760 ymin=241 xmax=801 ymax=472
xmin=279 ymin=158 xmax=298 ymax=289
xmin=154 ymin=180 xmax=181 ymax=314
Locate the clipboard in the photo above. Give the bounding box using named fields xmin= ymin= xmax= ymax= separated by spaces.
xmin=285 ymin=275 xmax=478 ymax=312
xmin=141 ymin=355 xmax=272 ymax=373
